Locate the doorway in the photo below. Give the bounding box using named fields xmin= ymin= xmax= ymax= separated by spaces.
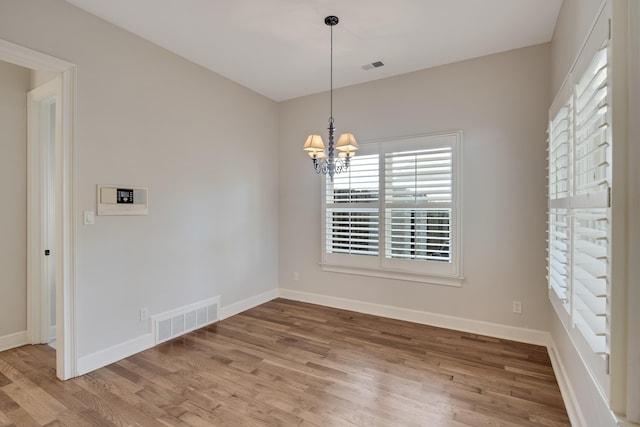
xmin=0 ymin=38 xmax=77 ymax=380
xmin=28 ymin=77 xmax=59 ymax=348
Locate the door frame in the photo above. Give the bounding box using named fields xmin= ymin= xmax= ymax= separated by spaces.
xmin=0 ymin=39 xmax=77 ymax=380
xmin=27 ymin=76 xmax=59 ymax=346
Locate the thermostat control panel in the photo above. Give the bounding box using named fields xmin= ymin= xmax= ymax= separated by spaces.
xmin=97 ymin=185 xmax=148 ymax=215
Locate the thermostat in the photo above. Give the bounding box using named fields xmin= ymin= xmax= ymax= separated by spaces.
xmin=97 ymin=185 xmax=148 ymax=215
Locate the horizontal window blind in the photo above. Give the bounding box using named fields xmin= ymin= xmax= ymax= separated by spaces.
xmin=325 ymin=154 xmax=379 ymax=256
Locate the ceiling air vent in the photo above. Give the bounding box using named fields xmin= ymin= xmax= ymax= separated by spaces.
xmin=361 ymin=60 xmax=385 ymax=70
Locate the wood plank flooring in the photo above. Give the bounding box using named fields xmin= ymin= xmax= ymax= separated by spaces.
xmin=0 ymin=298 xmax=571 ymax=426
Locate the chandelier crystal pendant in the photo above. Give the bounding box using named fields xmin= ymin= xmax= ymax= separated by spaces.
xmin=303 ymin=15 xmax=358 ymax=180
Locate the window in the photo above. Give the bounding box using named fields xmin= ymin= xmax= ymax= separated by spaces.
xmin=322 ymin=132 xmax=462 ymax=286
xmin=325 ymin=154 xmax=380 ymax=257
xmin=547 ymin=21 xmax=612 ymax=391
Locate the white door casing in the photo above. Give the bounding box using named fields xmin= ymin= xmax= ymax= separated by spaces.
xmin=0 ymin=38 xmax=78 ymax=381
xmin=27 ymin=77 xmax=59 ymax=346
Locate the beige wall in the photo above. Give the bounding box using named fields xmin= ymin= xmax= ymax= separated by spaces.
xmin=550 ymin=0 xmax=605 ymax=95
xmin=549 ymin=0 xmax=632 ymax=425
xmin=0 ymin=60 xmax=29 ymax=337
xmin=0 ymin=0 xmax=280 ymax=358
xmin=30 ymin=70 xmax=57 ymax=89
xmin=627 ymin=2 xmax=640 ymax=420
xmin=279 ymin=44 xmax=551 ymax=331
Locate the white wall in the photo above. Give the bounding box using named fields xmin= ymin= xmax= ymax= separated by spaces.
xmin=0 ymin=60 xmax=30 ymax=338
xmin=0 ymin=0 xmax=280 ymax=359
xmin=279 ymin=44 xmax=551 ymax=334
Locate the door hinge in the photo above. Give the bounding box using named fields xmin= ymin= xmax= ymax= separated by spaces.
xmin=44 ymin=249 xmax=50 ymax=256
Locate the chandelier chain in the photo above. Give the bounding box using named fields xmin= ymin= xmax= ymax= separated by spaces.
xmin=330 ymin=20 xmax=333 ymax=123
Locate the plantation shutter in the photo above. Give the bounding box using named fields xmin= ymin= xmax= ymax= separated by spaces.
xmin=325 ymin=154 xmax=380 ymax=256
xmin=547 ymin=39 xmax=611 ymax=357
xmin=548 ymin=100 xmax=573 ymax=303
xmin=571 ymin=42 xmax=610 ymax=355
xmin=384 ymin=147 xmax=452 ymax=262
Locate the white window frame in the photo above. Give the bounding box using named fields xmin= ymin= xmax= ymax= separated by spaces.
xmin=321 ymin=131 xmax=463 ymax=287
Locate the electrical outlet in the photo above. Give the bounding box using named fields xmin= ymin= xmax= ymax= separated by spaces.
xmin=293 ymin=272 xmax=299 ymax=281
xmin=512 ymin=301 xmax=522 ymax=314
xmin=140 ymin=307 xmax=149 ymax=321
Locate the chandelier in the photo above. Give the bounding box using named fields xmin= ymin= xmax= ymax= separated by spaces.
xmin=303 ymin=15 xmax=358 ymax=179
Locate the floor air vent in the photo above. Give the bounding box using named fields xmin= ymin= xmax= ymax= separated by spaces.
xmin=152 ymin=297 xmax=219 ymax=344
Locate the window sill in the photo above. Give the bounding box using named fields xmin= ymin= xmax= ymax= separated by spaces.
xmin=319 ymin=262 xmax=464 ymax=287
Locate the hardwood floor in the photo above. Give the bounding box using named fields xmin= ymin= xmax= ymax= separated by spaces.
xmin=0 ymin=298 xmax=570 ymax=426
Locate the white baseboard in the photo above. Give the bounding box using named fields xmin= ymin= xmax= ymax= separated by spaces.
xmin=278 ymin=288 xmax=549 ymax=346
xmin=219 ymin=288 xmax=279 ymax=320
xmin=77 ymin=333 xmax=154 ymax=376
xmin=546 ymin=338 xmax=587 ymax=427
xmin=75 ymin=289 xmax=279 ymax=377
xmin=0 ymin=330 xmax=28 ymax=352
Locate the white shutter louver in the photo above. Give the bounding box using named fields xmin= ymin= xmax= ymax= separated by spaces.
xmin=547 ymin=40 xmax=611 ymax=358
xmin=573 ymin=209 xmax=609 ymax=354
xmin=325 ymin=154 xmax=379 ymax=256
xmin=548 ymin=103 xmax=572 ymax=200
xmin=548 ymin=209 xmax=570 ymax=302
xmin=384 ymin=147 xmax=452 ymax=263
xmin=571 ymin=41 xmax=611 ymax=356
xmin=574 ymin=45 xmax=609 ymax=198
xmin=548 ymin=98 xmax=573 ymax=304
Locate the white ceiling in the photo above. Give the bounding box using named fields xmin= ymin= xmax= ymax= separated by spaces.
xmin=64 ymin=0 xmax=563 ymax=102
